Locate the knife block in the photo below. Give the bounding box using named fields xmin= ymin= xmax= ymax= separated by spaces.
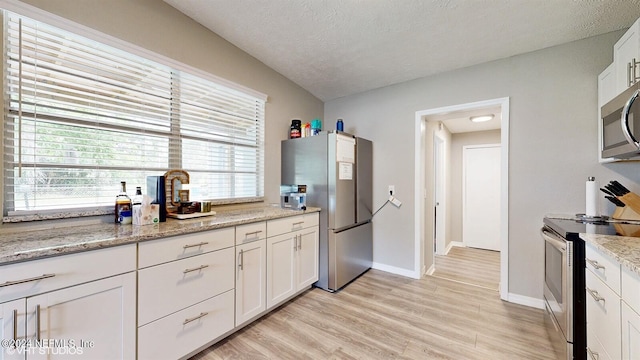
xmin=612 ymin=205 xmax=640 ymax=221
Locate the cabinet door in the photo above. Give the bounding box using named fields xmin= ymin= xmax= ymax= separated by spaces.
xmin=623 ymin=301 xmax=640 ymax=360
xmin=235 ymin=239 xmax=266 ymax=326
xmin=1 ymin=299 xmax=25 ymax=360
xmin=614 ymin=19 xmax=640 ymax=93
xmin=27 ymin=272 xmax=136 ymax=360
xmin=266 ymin=233 xmax=296 ymax=309
xmin=296 ymin=227 xmax=319 ymax=291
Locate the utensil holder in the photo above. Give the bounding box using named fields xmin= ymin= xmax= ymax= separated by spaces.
xmin=612 ymin=205 xmax=640 ymax=221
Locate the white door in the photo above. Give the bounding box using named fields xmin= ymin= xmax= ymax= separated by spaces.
xmin=463 ymin=144 xmax=500 ymax=251
xmin=236 ymin=239 xmax=266 ymax=326
xmin=1 ymin=299 xmax=25 ymax=360
xmin=296 ymin=227 xmax=319 ymax=290
xmin=28 ymin=273 xmax=136 ymax=360
xmin=266 ymin=233 xmax=296 ymax=309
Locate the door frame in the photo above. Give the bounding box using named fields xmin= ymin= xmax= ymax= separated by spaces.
xmin=414 ymin=97 xmax=509 ymax=300
xmin=462 ymin=143 xmax=501 ymax=251
xmin=433 ymin=133 xmax=446 ymax=255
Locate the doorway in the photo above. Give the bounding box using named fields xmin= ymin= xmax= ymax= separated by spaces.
xmin=414 ymin=97 xmax=509 ymax=300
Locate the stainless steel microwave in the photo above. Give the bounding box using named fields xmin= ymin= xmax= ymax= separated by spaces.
xmin=602 ymin=84 xmax=640 ymax=159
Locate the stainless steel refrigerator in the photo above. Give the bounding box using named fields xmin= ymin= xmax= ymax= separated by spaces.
xmin=281 ymin=131 xmax=372 ymax=292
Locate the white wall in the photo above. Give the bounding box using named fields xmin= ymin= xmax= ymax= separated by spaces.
xmin=449 ymin=130 xmax=501 ymax=247
xmin=325 ymin=30 xmax=640 ymax=300
xmin=15 ymin=0 xmax=324 ymax=206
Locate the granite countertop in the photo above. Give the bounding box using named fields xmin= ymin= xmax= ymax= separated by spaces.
xmin=580 ymin=233 xmax=640 ymax=276
xmin=0 ymin=205 xmax=320 ymax=266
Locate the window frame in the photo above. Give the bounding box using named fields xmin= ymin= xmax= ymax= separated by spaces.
xmin=0 ymin=2 xmax=268 ymax=222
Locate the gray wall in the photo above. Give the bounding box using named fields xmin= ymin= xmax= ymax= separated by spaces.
xmin=449 ymin=130 xmax=502 ymax=248
xmin=16 ymin=0 xmax=324 ymax=206
xmin=325 ymin=30 xmax=640 ymax=299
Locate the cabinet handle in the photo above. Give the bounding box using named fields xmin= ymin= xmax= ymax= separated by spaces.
xmin=0 ymin=273 xmax=55 ymax=288
xmin=12 ymin=309 xmax=17 ymax=341
xmin=629 ymin=61 xmax=634 ymax=88
xmin=293 ymin=221 xmax=304 ymax=226
xmin=183 ymin=264 xmax=209 ymax=274
xmin=244 ymin=230 xmax=262 ymax=236
xmin=586 ymin=258 xmax=605 ymax=270
xmin=586 ymin=287 xmax=605 ymax=303
xmin=183 ymin=241 xmax=209 ymax=249
xmin=633 ymin=58 xmax=640 ymax=86
xmin=35 ymin=305 xmax=41 ymax=341
xmin=293 ymin=235 xmax=298 ymax=251
xmin=587 ymin=347 xmax=599 ymax=360
xmin=183 ymin=312 xmax=209 ymax=325
xmin=238 ymin=249 xmax=244 ymax=270
xmin=298 ymin=235 xmax=302 ymax=250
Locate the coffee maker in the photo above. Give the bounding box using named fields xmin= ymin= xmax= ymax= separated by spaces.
xmin=280 ymin=184 xmax=307 ymax=210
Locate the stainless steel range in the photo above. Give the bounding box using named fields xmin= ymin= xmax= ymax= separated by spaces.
xmin=542 ymin=216 xmax=640 ymax=360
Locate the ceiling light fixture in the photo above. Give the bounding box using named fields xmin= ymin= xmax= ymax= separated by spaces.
xmin=470 ymin=114 xmax=494 ymax=123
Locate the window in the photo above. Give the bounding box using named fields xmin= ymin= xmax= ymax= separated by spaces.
xmin=3 ymin=11 xmax=266 ymax=219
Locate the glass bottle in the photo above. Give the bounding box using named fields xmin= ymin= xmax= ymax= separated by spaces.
xmin=115 ymin=181 xmax=131 ymax=224
xmin=133 ymin=186 xmax=143 ymax=206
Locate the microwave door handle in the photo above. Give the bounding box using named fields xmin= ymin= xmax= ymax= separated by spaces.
xmin=540 ymin=228 xmax=566 ymax=252
xmin=621 ymin=89 xmax=640 ymax=147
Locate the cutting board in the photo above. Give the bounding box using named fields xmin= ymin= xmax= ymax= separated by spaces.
xmin=167 ymin=211 xmax=216 ymax=220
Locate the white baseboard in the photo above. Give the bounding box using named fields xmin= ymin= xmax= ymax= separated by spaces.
xmin=372 ymin=262 xmax=421 ymax=279
xmin=445 ymin=241 xmax=464 ymax=254
xmin=506 ymin=292 xmax=545 ymax=309
xmin=425 ymin=264 xmax=435 ymax=276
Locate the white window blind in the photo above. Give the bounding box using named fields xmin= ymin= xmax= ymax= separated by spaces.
xmin=3 ymin=12 xmax=265 ymax=217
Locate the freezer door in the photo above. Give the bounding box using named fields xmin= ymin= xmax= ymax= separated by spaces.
xmin=356 ymin=137 xmax=372 ymax=223
xmin=328 ymin=133 xmax=357 ymax=230
xmin=328 ymin=222 xmax=373 ymax=291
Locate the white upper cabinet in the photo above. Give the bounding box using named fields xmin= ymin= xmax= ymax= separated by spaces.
xmin=614 ymin=17 xmax=640 ymax=94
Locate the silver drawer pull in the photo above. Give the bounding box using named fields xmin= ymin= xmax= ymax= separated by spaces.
xmin=12 ymin=309 xmax=17 ymax=341
xmin=587 ymin=347 xmax=599 ymax=360
xmin=35 ymin=304 xmax=41 ymax=341
xmin=183 ymin=241 xmax=209 ymax=249
xmin=586 ymin=287 xmax=605 ymax=303
xmin=0 ymin=273 xmax=55 ymax=288
xmin=244 ymin=230 xmax=262 ymax=236
xmin=183 ymin=312 xmax=209 ymax=325
xmin=586 ymin=258 xmax=605 ymax=270
xmin=293 ymin=221 xmax=304 ymax=226
xmin=183 ymin=265 xmax=209 ymax=274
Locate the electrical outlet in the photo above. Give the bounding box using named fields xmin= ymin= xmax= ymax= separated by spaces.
xmin=388 ymin=185 xmax=395 ymax=195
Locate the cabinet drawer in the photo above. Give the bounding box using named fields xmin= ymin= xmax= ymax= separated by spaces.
xmin=138 ymin=247 xmax=234 ymax=326
xmin=586 ymin=243 xmax=621 ymax=295
xmin=138 ymin=290 xmax=234 ymax=360
xmin=235 ymin=222 xmax=266 ymax=245
xmin=587 ymin=326 xmax=614 ymax=360
xmin=267 ymin=213 xmax=318 ymax=238
xmin=138 ymin=227 xmax=234 ymax=268
xmin=0 ymin=244 xmax=136 ymax=303
xmin=586 ymin=269 xmax=621 ymax=360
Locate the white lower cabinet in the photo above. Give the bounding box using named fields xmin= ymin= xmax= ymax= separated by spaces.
xmin=266 ymin=214 xmax=319 ymax=309
xmin=622 ymin=301 xmax=640 ymax=359
xmin=137 ymin=290 xmax=234 ymax=360
xmin=0 ymin=245 xmax=137 ymax=360
xmin=235 ymin=239 xmax=266 ymax=326
xmin=586 ymin=268 xmax=620 ymax=360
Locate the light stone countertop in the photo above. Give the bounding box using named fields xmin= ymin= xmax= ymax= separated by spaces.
xmin=580 ymin=233 xmax=640 ymax=276
xmin=0 ymin=205 xmax=320 ymax=266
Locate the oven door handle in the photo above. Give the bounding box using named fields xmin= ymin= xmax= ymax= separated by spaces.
xmin=541 ymin=228 xmax=566 ymax=252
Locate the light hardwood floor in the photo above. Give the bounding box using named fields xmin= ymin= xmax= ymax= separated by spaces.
xmin=190 ymin=259 xmax=557 ymax=359
xmin=431 ymin=246 xmax=501 ymax=291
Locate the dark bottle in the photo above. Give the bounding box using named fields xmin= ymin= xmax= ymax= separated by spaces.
xmin=290 ymin=119 xmax=302 ymax=139
xmin=115 ymin=181 xmax=131 ymax=224
xmin=337 ymin=119 xmax=344 ymax=131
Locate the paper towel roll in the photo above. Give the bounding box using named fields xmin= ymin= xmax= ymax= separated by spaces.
xmin=586 ymin=177 xmax=598 ymax=217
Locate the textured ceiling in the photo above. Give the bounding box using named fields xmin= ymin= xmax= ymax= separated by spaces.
xmin=164 ymin=0 xmax=640 ymax=102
